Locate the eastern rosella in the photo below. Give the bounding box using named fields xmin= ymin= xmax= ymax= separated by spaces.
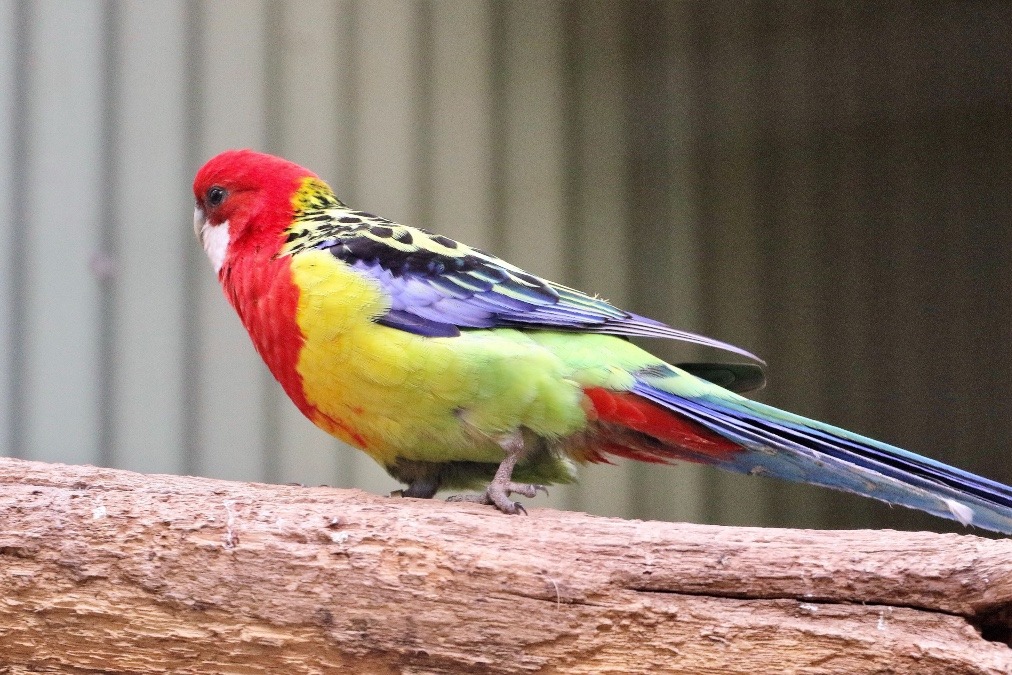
xmin=193 ymin=149 xmax=1012 ymax=534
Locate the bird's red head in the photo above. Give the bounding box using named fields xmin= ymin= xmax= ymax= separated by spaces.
xmin=193 ymin=149 xmax=318 ymax=274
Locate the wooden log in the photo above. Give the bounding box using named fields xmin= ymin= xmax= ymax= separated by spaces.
xmin=0 ymin=456 xmax=1010 ymax=674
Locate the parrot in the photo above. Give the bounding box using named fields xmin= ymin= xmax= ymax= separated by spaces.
xmin=193 ymin=148 xmax=1012 ymax=534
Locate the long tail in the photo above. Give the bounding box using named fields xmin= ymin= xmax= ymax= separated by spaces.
xmin=585 ymin=367 xmax=1012 ymax=535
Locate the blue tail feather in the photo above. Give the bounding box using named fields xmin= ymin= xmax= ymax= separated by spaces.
xmin=631 ymin=381 xmax=1012 ymax=535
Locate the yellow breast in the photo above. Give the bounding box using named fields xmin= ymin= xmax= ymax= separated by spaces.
xmin=287 ymin=250 xmax=587 ymax=467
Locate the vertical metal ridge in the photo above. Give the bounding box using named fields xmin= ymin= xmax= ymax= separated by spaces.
xmin=686 ymin=0 xmax=715 ymax=344
xmin=820 ymin=2 xmax=879 ymax=530
xmin=262 ymin=1 xmax=285 ymax=157
xmin=342 ymin=0 xmax=361 ymax=205
xmin=559 ymin=0 xmax=581 ymax=288
xmin=622 ymin=0 xmax=662 ymax=522
xmin=339 ymin=0 xmax=361 ymax=487
xmin=752 ymin=0 xmax=779 ymax=377
xmin=486 ymin=0 xmax=508 ymax=257
xmin=6 ymin=0 xmax=32 ymax=459
xmin=180 ymin=0 xmax=205 ymax=476
xmin=414 ymin=0 xmax=435 ymax=231
xmin=684 ymin=0 xmax=725 ymax=528
xmin=554 ymin=0 xmax=585 ymax=515
xmin=622 ymin=1 xmax=711 ymax=523
xmin=259 ymin=0 xmax=286 ymax=484
xmin=96 ymin=0 xmax=119 ymax=468
xmin=750 ymin=1 xmax=787 ymax=526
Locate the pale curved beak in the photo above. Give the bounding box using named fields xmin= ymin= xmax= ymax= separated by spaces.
xmin=193 ymin=205 xmax=206 ymax=242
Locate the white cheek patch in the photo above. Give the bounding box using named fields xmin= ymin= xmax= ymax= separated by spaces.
xmin=200 ymin=218 xmax=231 ymax=274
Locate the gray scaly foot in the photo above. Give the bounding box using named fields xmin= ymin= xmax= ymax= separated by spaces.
xmin=446 ymin=431 xmax=547 ymax=514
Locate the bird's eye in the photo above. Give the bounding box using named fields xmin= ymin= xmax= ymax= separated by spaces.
xmin=207 ymin=186 xmax=227 ymax=208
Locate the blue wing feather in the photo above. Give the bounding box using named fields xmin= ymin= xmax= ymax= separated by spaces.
xmin=284 ymin=211 xmax=761 ymax=360
xmin=376 ymin=309 xmax=461 ymax=338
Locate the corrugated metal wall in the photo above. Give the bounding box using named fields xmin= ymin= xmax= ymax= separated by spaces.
xmin=685 ymin=1 xmax=1012 ymax=533
xmin=1 ymin=0 xmax=1010 ymax=533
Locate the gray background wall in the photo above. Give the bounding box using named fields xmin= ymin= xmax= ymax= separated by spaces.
xmin=1 ymin=0 xmax=1010 ymax=535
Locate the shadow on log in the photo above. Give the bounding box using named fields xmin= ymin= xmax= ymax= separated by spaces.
xmin=1 ymin=457 xmax=1011 ymax=673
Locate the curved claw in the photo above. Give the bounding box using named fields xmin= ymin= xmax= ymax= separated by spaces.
xmin=511 ymin=502 xmax=528 ymax=516
xmin=446 ymin=489 xmax=531 ymax=515
xmin=506 ymin=482 xmax=548 ymax=499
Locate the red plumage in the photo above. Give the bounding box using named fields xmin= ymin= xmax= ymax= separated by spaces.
xmin=583 ymin=387 xmax=742 ymax=464
xmin=193 ymin=150 xmax=318 ymax=421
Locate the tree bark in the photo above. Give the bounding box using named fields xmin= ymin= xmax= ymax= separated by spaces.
xmin=0 ymin=457 xmax=1010 ymax=674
